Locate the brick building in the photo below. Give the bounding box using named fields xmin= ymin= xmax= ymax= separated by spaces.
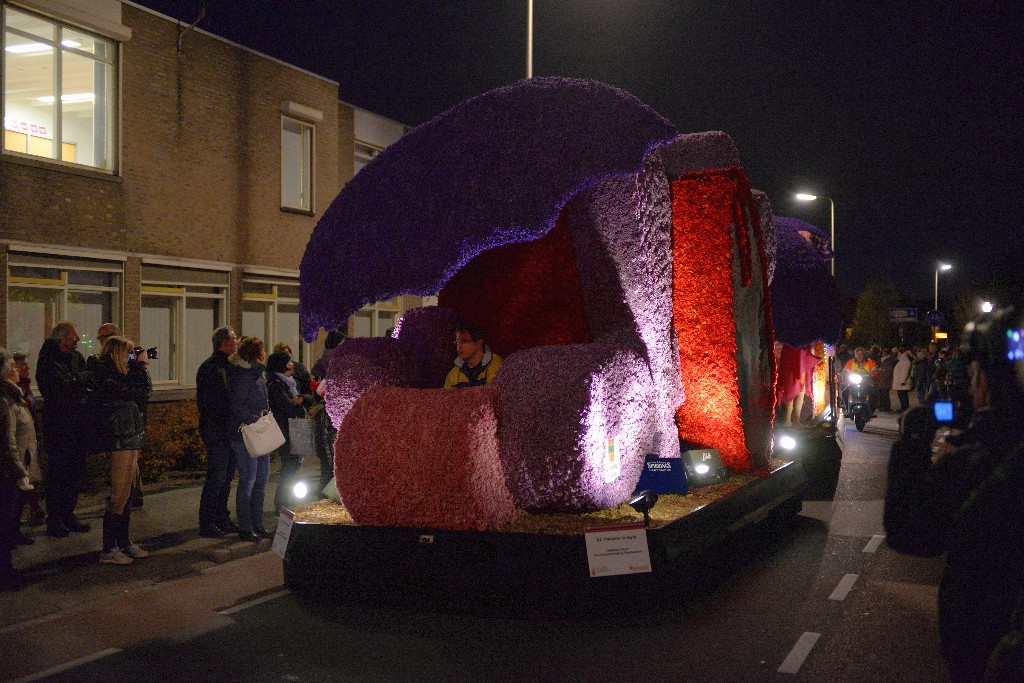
xmin=1 ymin=0 xmax=418 ymax=403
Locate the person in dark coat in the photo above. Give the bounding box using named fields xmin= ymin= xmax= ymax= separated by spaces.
xmin=34 ymin=322 xmax=92 ymax=537
xmin=227 ymin=337 xmax=273 ymax=542
xmin=875 ymin=347 xmax=897 ymax=412
xmin=90 ymin=337 xmax=152 ymax=565
xmin=266 ymin=352 xmax=307 ymax=513
xmin=310 ymin=330 xmax=347 ymax=381
xmin=272 ymin=343 xmax=314 ymax=403
xmin=1 ymin=349 xmax=33 ymax=591
xmin=195 ymin=326 xmax=238 ymax=538
xmin=884 ymin=305 xmax=1024 ymax=681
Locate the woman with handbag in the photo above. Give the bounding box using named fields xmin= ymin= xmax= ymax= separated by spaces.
xmin=266 ymin=351 xmax=307 ymax=514
xmin=228 ymin=337 xmax=274 ymax=542
xmin=91 ymin=337 xmax=152 ymax=565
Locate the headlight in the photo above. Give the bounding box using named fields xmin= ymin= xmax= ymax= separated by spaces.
xmin=779 ymin=435 xmax=797 ymax=450
xmin=848 ymin=373 xmax=862 ymax=385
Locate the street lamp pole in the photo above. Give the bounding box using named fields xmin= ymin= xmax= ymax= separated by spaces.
xmin=794 ymin=193 xmax=835 ymax=276
xmin=526 ymin=0 xmax=533 ymax=79
xmin=934 ymin=262 xmax=952 ymax=311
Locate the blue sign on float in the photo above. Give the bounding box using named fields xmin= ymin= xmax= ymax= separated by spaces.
xmin=635 ymin=456 xmax=689 ymax=495
xmin=926 ymin=309 xmax=944 ymax=327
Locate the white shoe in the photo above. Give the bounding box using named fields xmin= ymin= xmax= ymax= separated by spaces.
xmin=100 ymin=548 xmax=133 ymax=565
xmin=124 ymin=543 xmax=149 ymax=559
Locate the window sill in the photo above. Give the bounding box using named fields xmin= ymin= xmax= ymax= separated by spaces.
xmin=149 ymin=387 xmax=197 ymax=402
xmin=280 ymin=205 xmax=315 ymax=217
xmin=2 ymin=153 xmax=122 ymax=183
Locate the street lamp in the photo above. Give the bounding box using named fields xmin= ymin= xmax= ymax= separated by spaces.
xmin=794 ymin=193 xmax=835 ymax=276
xmin=934 ymin=262 xmax=952 ymax=312
xmin=981 ymin=300 xmax=994 ymax=314
xmin=526 ymin=0 xmax=533 ymax=78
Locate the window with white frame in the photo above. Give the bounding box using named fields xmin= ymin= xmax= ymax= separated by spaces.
xmin=353 ymin=140 xmax=381 ymax=176
xmin=281 ymin=116 xmax=313 ymax=212
xmin=351 ymin=297 xmax=402 ymax=338
xmin=140 ymin=265 xmax=228 ymax=387
xmin=2 ymin=5 xmax=118 ymax=171
xmin=6 ymin=253 xmax=122 ymax=383
xmin=242 ymin=279 xmax=307 ymax=364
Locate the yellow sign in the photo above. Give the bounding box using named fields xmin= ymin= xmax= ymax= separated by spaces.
xmin=935 ymin=332 xmax=948 ymax=339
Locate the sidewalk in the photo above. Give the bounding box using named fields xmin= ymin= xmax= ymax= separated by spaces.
xmin=1 ymin=460 xmax=320 ymax=630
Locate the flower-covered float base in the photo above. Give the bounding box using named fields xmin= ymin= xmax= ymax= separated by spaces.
xmin=334 ymin=386 xmax=518 ymax=532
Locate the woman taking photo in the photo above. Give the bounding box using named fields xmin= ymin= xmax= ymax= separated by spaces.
xmin=228 ymin=337 xmax=273 ymax=542
xmin=91 ymin=337 xmax=152 ymax=566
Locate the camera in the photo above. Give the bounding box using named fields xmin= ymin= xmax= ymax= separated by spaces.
xmin=128 ymin=346 xmax=158 ymax=362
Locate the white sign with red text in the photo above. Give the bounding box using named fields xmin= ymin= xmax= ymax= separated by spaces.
xmin=584 ymin=522 xmax=652 ymax=577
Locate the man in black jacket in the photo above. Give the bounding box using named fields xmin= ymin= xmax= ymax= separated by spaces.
xmin=35 ymin=322 xmax=92 ymax=537
xmin=196 ymin=326 xmax=238 ymax=537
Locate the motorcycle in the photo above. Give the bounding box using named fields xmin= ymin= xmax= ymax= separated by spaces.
xmin=844 ymin=372 xmax=873 ymax=431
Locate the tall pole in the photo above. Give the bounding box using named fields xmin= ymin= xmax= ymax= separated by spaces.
xmin=526 ymin=0 xmax=533 ymax=79
xmin=827 ymin=196 xmax=835 ymax=276
xmin=934 ymin=267 xmax=939 ymax=312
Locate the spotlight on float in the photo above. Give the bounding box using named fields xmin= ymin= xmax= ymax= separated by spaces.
xmin=848 ymin=373 xmax=863 ymax=385
xmin=292 ymin=481 xmax=308 ymax=500
xmin=682 ymin=448 xmax=730 ymax=486
xmin=629 ymin=490 xmax=659 ymax=527
xmin=778 ymin=435 xmax=798 ymax=451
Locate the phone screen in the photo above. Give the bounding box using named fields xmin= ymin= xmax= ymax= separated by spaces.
xmin=933 ymin=401 xmax=954 ymax=423
xmin=1008 ymin=328 xmax=1024 ymax=361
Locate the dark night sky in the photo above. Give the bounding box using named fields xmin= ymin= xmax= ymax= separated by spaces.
xmin=134 ymin=0 xmax=1023 ymax=305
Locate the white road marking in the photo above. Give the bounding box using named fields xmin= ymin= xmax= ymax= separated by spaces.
xmin=778 ymin=632 xmax=821 ymax=674
xmin=217 ymin=588 xmax=291 ymax=615
xmin=863 ymin=534 xmax=885 ymax=553
xmin=829 ymin=573 xmax=859 ymax=601
xmin=14 ymin=648 xmax=122 ymax=682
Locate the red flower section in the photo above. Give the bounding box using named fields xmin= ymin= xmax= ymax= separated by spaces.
xmin=438 ymin=212 xmax=592 ymax=357
xmin=671 ymin=167 xmax=764 ymax=470
xmin=334 ymin=386 xmax=519 ymax=531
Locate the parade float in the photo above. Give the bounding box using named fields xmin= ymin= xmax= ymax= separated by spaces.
xmin=282 ymin=78 xmax=840 ymax=605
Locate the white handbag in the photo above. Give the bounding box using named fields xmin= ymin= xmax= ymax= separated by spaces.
xmin=239 ymin=410 xmax=286 ymax=457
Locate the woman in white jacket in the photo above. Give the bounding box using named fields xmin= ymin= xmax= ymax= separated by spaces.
xmin=892 ymin=348 xmax=914 ymax=412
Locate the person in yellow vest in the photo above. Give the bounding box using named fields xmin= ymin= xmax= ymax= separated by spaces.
xmin=443 ymin=325 xmax=503 ymax=389
xmin=843 ymin=347 xmax=879 ymax=416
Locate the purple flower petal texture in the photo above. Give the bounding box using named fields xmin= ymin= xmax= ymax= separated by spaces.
xmin=334 ymin=386 xmax=518 ymax=531
xmin=299 ymin=77 xmax=679 ymax=341
xmin=392 ymin=305 xmax=462 ymax=388
xmin=323 ymin=337 xmax=422 ymax=429
xmin=494 ymin=341 xmax=657 ymax=513
xmin=769 ymin=216 xmax=843 ymax=348
xmin=752 ymin=190 xmax=777 ymax=285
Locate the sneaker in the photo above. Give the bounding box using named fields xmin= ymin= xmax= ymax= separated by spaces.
xmin=99 ymin=548 xmax=133 ymax=565
xmin=124 ymin=543 xmax=149 ymax=559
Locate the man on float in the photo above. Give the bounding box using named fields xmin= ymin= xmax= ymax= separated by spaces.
xmin=443 ymin=325 xmax=503 ymax=389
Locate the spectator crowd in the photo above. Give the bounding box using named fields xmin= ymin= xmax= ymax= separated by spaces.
xmin=1 ymin=321 xmax=343 ymax=591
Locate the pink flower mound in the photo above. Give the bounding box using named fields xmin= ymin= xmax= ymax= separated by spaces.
xmin=324 ymin=338 xmax=422 ymax=429
xmin=494 ymin=342 xmax=657 ymax=513
xmin=334 ymin=386 xmax=518 ymax=531
xmin=391 ymin=305 xmax=462 ymax=388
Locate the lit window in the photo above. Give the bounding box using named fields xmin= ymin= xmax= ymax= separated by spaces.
xmin=2 ymin=6 xmax=118 ymax=171
xmin=281 ymin=117 xmax=313 ymax=212
xmin=352 ymin=298 xmax=402 ymax=338
xmin=242 ymin=279 xmax=307 ymax=364
xmin=141 ymin=266 xmax=228 ymax=388
xmin=6 ymin=254 xmax=122 ymax=383
xmin=354 ymin=140 xmax=381 ymax=176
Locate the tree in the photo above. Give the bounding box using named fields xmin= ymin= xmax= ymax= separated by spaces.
xmin=848 ymin=278 xmax=900 ymax=348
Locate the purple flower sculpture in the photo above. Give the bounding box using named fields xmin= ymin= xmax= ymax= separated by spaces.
xmin=392 ymin=305 xmax=463 ymax=388
xmin=324 ymin=337 xmax=422 ymax=429
xmin=299 ymin=77 xmax=679 ymax=341
xmin=770 ymin=216 xmax=843 ymax=347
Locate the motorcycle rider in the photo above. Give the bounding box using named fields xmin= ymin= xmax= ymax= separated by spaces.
xmin=842 ymin=347 xmax=878 ymax=417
